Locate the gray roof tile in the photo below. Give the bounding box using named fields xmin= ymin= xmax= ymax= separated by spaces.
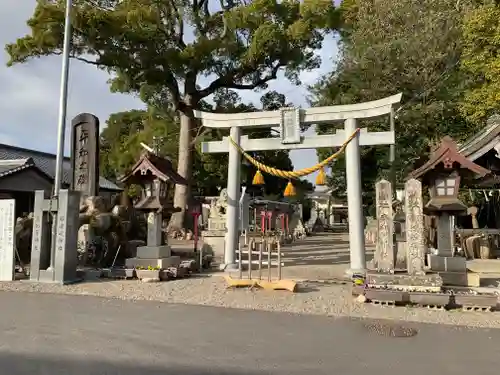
xmin=0 ymin=144 xmax=122 ymax=191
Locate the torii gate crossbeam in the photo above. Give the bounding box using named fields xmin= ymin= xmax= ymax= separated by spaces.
xmin=198 ymin=93 xmax=402 ymax=275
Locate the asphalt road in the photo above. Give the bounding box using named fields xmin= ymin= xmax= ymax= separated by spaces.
xmin=0 ymin=291 xmax=499 ymax=375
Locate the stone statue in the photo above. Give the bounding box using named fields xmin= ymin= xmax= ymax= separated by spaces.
xmin=78 ymin=195 xmax=144 ymax=267
xmin=12 ymin=195 xmax=146 ymax=269
xmin=209 ymin=189 xmax=228 ymax=218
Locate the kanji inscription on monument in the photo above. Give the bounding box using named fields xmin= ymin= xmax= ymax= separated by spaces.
xmin=70 ymin=113 xmax=100 ymax=198
xmin=374 ymin=179 xmax=394 ymax=273
xmin=0 ymin=199 xmax=15 ymax=281
xmin=405 ymin=178 xmax=426 ymax=275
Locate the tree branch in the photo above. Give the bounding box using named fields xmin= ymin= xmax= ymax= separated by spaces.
xmin=197 ymin=63 xmax=284 ymax=98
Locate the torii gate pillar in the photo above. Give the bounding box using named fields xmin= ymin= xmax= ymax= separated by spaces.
xmin=344 ymin=118 xmax=365 ymax=273
xmin=198 ymin=93 xmax=402 ymax=275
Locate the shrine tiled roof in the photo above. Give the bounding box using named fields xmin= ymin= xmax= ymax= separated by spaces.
xmin=120 ymin=151 xmax=188 ymax=185
xmin=0 ymin=143 xmax=122 ymax=191
xmin=459 ymin=114 xmax=500 ymax=161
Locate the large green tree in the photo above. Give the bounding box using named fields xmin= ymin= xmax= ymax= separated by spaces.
xmin=6 ymin=0 xmax=336 ymax=228
xmin=310 ymin=0 xmax=478 ymax=206
xmin=461 ymin=1 xmax=500 ymax=124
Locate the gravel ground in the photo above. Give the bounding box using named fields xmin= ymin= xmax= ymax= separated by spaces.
xmin=1 ymin=275 xmax=500 ymax=329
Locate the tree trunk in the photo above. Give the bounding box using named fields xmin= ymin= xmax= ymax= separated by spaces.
xmin=169 ymin=101 xmax=196 ymax=231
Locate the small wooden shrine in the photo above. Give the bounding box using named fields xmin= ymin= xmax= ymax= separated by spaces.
xmin=120 ymin=151 xmax=188 ymax=213
xmin=409 ymin=136 xmax=490 ymax=214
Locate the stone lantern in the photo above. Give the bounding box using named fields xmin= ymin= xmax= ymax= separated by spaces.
xmin=120 ymin=151 xmax=188 ymax=268
xmin=408 ymin=137 xmax=490 ymax=268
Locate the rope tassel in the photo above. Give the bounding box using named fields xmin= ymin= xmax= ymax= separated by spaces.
xmin=252 ymin=170 xmax=265 ymax=185
xmin=284 ymin=181 xmax=296 ymax=197
xmin=315 ymin=167 xmax=326 ymax=186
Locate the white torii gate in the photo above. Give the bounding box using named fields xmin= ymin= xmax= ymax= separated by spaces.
xmin=198 ymin=93 xmax=402 ymax=275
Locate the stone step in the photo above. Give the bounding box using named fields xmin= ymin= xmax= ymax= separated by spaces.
xmin=467 ymin=272 xmax=500 ymax=288
xmin=125 ymin=256 xmax=181 ymax=269
xmin=467 ymin=259 xmax=500 ymax=274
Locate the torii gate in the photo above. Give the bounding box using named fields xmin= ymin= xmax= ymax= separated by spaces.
xmin=198 ymin=93 xmax=402 ymax=275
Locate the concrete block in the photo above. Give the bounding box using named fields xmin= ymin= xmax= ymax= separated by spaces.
xmin=429 ymin=256 xmax=466 ymax=272
xmin=136 ymin=245 xmax=171 ymax=259
xmin=438 ymin=272 xmax=468 ymax=286
xmin=428 ymin=255 xmax=446 ymax=271
xmin=445 ymin=257 xmax=466 ymax=272
xmin=125 ymin=256 xmax=181 ymax=269
xmin=467 ymin=273 xmax=481 ymax=287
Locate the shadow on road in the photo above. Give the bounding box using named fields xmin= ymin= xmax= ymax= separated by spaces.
xmin=0 ymin=352 xmax=265 ymax=375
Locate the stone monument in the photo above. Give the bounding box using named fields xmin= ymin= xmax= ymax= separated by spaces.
xmin=407 ymin=137 xmax=490 ymax=286
xmin=70 ymin=113 xmax=100 ymax=263
xmin=0 ymin=199 xmax=15 ymax=281
xmin=202 ymin=189 xmax=230 ymax=267
xmin=120 ymin=149 xmax=187 ymax=269
xmin=30 ymin=190 xmax=81 ymax=284
xmin=373 ymin=179 xmax=394 ymax=273
xmin=70 ymin=113 xmax=100 ymax=197
xmin=404 ymin=179 xmax=426 ymax=275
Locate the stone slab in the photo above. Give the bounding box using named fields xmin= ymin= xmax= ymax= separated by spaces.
xmin=0 ymin=199 xmax=15 ymax=281
xmin=374 ymin=179 xmax=394 ymax=273
xmin=408 ymin=292 xmax=450 ymax=306
xmin=453 ymin=294 xmax=498 ymax=308
xmin=445 ymin=257 xmax=466 ymax=272
xmin=136 ymin=245 xmax=171 ymax=259
xmin=429 ymin=256 xmax=466 ymax=272
xmin=466 ymin=259 xmax=500 ymax=274
xmin=428 ymin=255 xmax=445 ymax=271
xmin=365 ymin=289 xmax=407 ymax=303
xmin=366 ymin=272 xmax=443 ymax=287
xmin=125 ymin=256 xmax=181 ymax=269
xmin=438 ymin=271 xmax=468 ymax=286
xmin=405 ymin=179 xmax=426 ymax=275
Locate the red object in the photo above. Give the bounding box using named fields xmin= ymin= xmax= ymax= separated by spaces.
xmin=266 ymin=211 xmax=273 ymax=231
xmin=280 ymin=213 xmax=285 ymax=232
xmin=260 ymin=210 xmax=266 ymax=233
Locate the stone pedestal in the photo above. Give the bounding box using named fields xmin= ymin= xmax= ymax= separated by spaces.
xmin=208 ymin=218 xmax=225 ymax=231
xmin=202 ymin=229 xmax=226 ymax=263
xmin=125 ymin=212 xmax=178 ymax=269
xmin=125 ymin=245 xmax=177 ymax=268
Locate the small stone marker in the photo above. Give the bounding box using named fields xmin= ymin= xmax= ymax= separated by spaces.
xmin=0 ymin=199 xmax=15 ymax=281
xmin=405 ymin=179 xmax=426 ymax=275
xmin=374 ymin=179 xmax=394 ymax=273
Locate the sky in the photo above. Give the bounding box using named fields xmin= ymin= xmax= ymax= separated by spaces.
xmin=0 ymin=1 xmax=339 ymax=184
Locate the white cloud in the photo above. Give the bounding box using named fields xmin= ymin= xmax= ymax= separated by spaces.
xmin=0 ymin=1 xmax=339 ymax=184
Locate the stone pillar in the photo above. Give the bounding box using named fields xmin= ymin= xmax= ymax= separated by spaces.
xmin=405 ymin=179 xmax=425 ymax=275
xmin=437 ymin=213 xmax=453 ymax=257
xmin=147 ymin=212 xmax=163 ymax=247
xmin=374 ymin=179 xmax=394 ymax=273
xmin=0 ymin=199 xmax=15 ymax=281
xmin=224 ymin=126 xmax=241 ymax=269
xmin=345 ymin=118 xmax=366 ymax=274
